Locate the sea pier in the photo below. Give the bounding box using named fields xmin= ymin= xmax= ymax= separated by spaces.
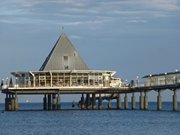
xmin=1 ymin=32 xmax=180 ymax=111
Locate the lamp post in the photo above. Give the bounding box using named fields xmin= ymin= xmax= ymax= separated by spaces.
xmin=6 ymin=77 xmax=8 ymax=86
xmin=15 ymin=77 xmax=18 ymax=88
xmin=175 ymin=69 xmax=178 ymax=84
xmin=165 ymin=72 xmax=167 ymax=85
xmin=136 ymin=76 xmax=139 ymax=87
xmin=149 ymin=74 xmax=152 ymax=87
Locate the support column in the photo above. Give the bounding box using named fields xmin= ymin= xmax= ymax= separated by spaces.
xmin=57 ymin=93 xmax=61 ymax=110
xmin=81 ymin=94 xmax=85 ymax=110
xmin=173 ymin=90 xmax=178 ymax=111
xmin=8 ymin=94 xmax=12 ymax=111
xmin=11 ymin=94 xmax=15 ymax=111
xmin=117 ymin=94 xmax=121 ymax=109
xmin=108 ymin=100 xmax=112 ymax=109
xmin=86 ymin=94 xmax=91 ymax=110
xmin=98 ymin=94 xmax=103 ymax=110
xmin=5 ymin=94 xmax=9 ymax=111
xmin=43 ymin=94 xmax=47 ymax=110
xmin=14 ymin=93 xmax=18 ymax=111
xmin=144 ymin=91 xmax=148 ymax=110
xmin=157 ymin=90 xmax=162 ymax=111
xmin=92 ymin=93 xmax=96 ymax=110
xmin=124 ymin=93 xmax=128 ymax=110
xmin=139 ymin=92 xmax=144 ymax=110
xmin=52 ymin=94 xmax=56 ymax=110
xmin=48 ymin=94 xmax=51 ymax=110
xmin=132 ymin=93 xmax=136 ymax=110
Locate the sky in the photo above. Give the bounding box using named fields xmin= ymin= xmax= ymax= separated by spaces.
xmin=0 ymin=0 xmax=180 ymax=103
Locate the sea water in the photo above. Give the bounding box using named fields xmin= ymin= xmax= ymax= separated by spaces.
xmin=0 ymin=102 xmax=180 ymax=135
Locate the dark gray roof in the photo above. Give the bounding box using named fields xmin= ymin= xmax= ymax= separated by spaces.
xmin=40 ymin=32 xmax=89 ymax=71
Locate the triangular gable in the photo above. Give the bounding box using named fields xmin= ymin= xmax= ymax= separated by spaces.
xmin=40 ymin=33 xmax=89 ymax=71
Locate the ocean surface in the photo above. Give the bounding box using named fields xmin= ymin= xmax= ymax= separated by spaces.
xmin=0 ymin=102 xmax=180 ymax=135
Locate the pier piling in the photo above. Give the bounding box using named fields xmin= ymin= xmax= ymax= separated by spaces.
xmin=124 ymin=93 xmax=128 ymax=110
xmin=157 ymin=90 xmax=162 ymax=111
xmin=52 ymin=94 xmax=56 ymax=110
xmin=8 ymin=94 xmax=12 ymax=111
xmin=86 ymin=94 xmax=91 ymax=109
xmin=144 ymin=91 xmax=148 ymax=110
xmin=11 ymin=94 xmax=15 ymax=111
xmin=43 ymin=94 xmax=47 ymax=110
xmin=139 ymin=92 xmax=144 ymax=110
xmin=173 ymin=90 xmax=178 ymax=111
xmin=5 ymin=94 xmax=8 ymax=111
xmin=14 ymin=93 xmax=18 ymax=111
xmin=81 ymin=94 xmax=85 ymax=110
xmin=131 ymin=93 xmax=136 ymax=110
xmin=98 ymin=94 xmax=103 ymax=110
xmin=117 ymin=94 xmax=121 ymax=109
xmin=92 ymin=93 xmax=96 ymax=110
xmin=108 ymin=100 xmax=112 ymax=109
xmin=57 ymin=93 xmax=61 ymax=110
xmin=48 ymin=94 xmax=51 ymax=110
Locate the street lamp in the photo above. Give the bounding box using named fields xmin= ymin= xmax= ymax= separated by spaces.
xmin=149 ymin=74 xmax=152 ymax=87
xmin=136 ymin=76 xmax=139 ymax=87
xmin=175 ymin=69 xmax=178 ymax=84
xmin=15 ymin=77 xmax=18 ymax=88
xmin=165 ymin=72 xmax=167 ymax=85
xmin=6 ymin=77 xmax=8 ymax=86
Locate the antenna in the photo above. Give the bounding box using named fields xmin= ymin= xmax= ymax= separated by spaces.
xmin=62 ymin=26 xmax=64 ymax=31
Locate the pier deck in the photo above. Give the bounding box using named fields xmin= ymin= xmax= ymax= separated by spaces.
xmin=2 ymin=83 xmax=180 ymax=95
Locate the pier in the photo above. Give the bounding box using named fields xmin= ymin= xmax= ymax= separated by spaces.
xmin=0 ymin=32 xmax=180 ymax=111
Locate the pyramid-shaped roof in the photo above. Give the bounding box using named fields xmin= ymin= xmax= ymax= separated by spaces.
xmin=40 ymin=32 xmax=89 ymax=71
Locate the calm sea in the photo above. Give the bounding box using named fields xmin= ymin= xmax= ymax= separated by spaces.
xmin=0 ymin=102 xmax=180 ymax=135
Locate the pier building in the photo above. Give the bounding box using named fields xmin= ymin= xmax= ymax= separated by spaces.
xmin=1 ymin=32 xmax=180 ymax=112
xmin=1 ymin=32 xmax=122 ymax=111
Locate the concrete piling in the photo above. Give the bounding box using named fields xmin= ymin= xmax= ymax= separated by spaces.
xmin=117 ymin=94 xmax=121 ymax=109
xmin=173 ymin=90 xmax=178 ymax=111
xmin=43 ymin=94 xmax=47 ymax=110
xmin=139 ymin=92 xmax=144 ymax=110
xmin=144 ymin=91 xmax=148 ymax=110
xmin=124 ymin=93 xmax=128 ymax=110
xmin=57 ymin=93 xmax=61 ymax=110
xmin=8 ymin=94 xmax=12 ymax=111
xmin=11 ymin=94 xmax=15 ymax=111
xmin=5 ymin=94 xmax=8 ymax=111
xmin=132 ymin=93 xmax=136 ymax=110
xmin=98 ymin=94 xmax=103 ymax=110
xmin=52 ymin=94 xmax=56 ymax=110
xmin=48 ymin=94 xmax=51 ymax=110
xmin=81 ymin=94 xmax=85 ymax=110
xmin=92 ymin=93 xmax=96 ymax=110
xmin=157 ymin=90 xmax=162 ymax=111
xmin=14 ymin=93 xmax=18 ymax=111
xmin=108 ymin=100 xmax=112 ymax=109
xmin=86 ymin=94 xmax=90 ymax=109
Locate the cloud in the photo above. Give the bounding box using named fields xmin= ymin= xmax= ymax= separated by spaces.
xmin=70 ymin=35 xmax=82 ymax=39
xmin=0 ymin=0 xmax=179 ymax=27
xmin=127 ymin=19 xmax=148 ymax=23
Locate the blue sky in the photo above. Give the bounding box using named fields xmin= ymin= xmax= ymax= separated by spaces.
xmin=0 ymin=0 xmax=180 ymax=102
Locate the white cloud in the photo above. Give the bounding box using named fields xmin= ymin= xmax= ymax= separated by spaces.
xmin=127 ymin=19 xmax=148 ymax=23
xmin=147 ymin=0 xmax=180 ymax=11
xmin=70 ymin=35 xmax=81 ymax=39
xmin=0 ymin=0 xmax=179 ymax=26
